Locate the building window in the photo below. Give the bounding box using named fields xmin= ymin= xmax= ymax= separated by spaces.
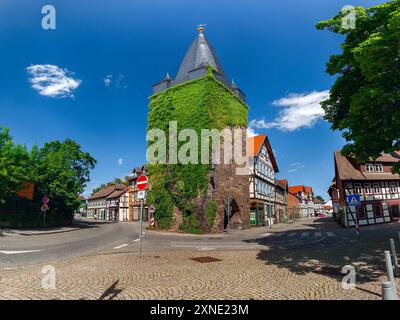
xmin=365 ymin=163 xmax=374 ymax=172
xmin=373 ymin=204 xmax=383 ymax=217
xmin=374 ymin=164 xmax=383 ymax=172
xmin=373 ymin=183 xmax=380 ymax=194
xmin=390 ymin=184 xmax=397 ymax=193
xmin=354 ymin=183 xmax=362 ymax=194
xmin=357 ymin=206 xmax=367 ymax=219
xmin=364 ymin=183 xmax=372 ymax=194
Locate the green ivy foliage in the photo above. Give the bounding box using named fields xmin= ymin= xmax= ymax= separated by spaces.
xmin=147 ymin=70 xmax=247 ymax=230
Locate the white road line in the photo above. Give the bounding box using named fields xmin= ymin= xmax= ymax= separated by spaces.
xmin=314 ymin=232 xmax=322 ymax=237
xmin=113 ymin=244 xmax=128 ymax=249
xmin=288 ymin=232 xmax=297 ymax=237
xmin=301 ymin=232 xmax=309 ymax=237
xmin=326 ymin=232 xmax=336 ymax=237
xmin=260 ymin=233 xmax=272 ymax=237
xmin=133 ymin=238 xmax=140 ymax=242
xmin=0 ymin=250 xmax=42 ymax=255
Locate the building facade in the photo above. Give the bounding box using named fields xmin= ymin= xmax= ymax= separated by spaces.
xmin=313 ymin=198 xmax=325 ymax=216
xmin=248 ymin=134 xmax=279 ymax=226
xmin=106 ymin=189 xmax=129 ymax=222
xmin=274 ymin=179 xmax=288 ymax=222
xmin=287 ymin=190 xmax=302 ymax=220
xmin=128 ymin=165 xmax=149 ymax=222
xmin=288 ymin=185 xmax=315 ymax=218
xmin=328 ymin=151 xmax=400 ymax=227
xmin=87 ymin=184 xmax=127 ymax=220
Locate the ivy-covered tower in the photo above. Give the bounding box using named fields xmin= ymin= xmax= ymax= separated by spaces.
xmin=147 ymin=27 xmax=250 ymax=232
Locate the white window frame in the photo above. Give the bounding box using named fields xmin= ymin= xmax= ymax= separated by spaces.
xmin=374 ymin=164 xmax=383 ymax=172
xmin=365 ymin=163 xmax=374 ymax=172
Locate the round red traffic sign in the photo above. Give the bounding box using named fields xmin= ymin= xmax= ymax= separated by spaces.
xmin=136 ymin=175 xmax=148 ymax=190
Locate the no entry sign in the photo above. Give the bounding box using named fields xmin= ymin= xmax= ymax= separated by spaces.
xmin=136 ymin=175 xmax=148 ymax=190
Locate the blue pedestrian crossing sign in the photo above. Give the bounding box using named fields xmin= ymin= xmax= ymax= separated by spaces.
xmin=347 ymin=194 xmax=361 ymax=206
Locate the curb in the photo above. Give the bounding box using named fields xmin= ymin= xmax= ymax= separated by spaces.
xmin=0 ymin=227 xmax=80 ymax=236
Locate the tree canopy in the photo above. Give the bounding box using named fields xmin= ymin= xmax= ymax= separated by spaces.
xmin=0 ymin=127 xmax=96 ymax=227
xmin=317 ymin=0 xmax=400 ymax=169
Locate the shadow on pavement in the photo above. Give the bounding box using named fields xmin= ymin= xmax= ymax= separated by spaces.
xmin=245 ymin=219 xmax=399 ymax=286
xmin=98 ymin=280 xmax=124 ymax=300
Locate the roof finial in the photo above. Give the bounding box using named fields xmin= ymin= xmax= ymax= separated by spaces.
xmin=197 ymin=24 xmax=206 ymax=33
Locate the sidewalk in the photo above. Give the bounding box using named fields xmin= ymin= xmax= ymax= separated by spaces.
xmin=0 ymin=226 xmax=80 ymax=236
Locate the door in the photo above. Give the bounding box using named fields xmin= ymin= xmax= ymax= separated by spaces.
xmin=391 ymin=205 xmax=400 ymax=220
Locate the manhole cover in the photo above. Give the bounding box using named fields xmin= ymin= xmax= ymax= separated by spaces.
xmin=190 ymin=256 xmax=222 ymax=263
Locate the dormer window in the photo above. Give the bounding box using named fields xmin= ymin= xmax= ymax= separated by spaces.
xmin=374 ymin=164 xmax=383 ymax=172
xmin=365 ymin=163 xmax=374 ymax=172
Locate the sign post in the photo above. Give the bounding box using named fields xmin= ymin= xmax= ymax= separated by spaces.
xmin=137 ymin=175 xmax=148 ymax=258
xmin=346 ymin=194 xmax=361 ymax=234
xmin=224 ymin=196 xmax=232 ymax=232
xmin=41 ymin=196 xmax=50 ymax=227
xmin=149 ymin=205 xmax=156 ymax=227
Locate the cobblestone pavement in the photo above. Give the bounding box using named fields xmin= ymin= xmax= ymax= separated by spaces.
xmin=0 ymin=244 xmax=398 ymax=300
xmin=1 ymin=217 xmax=399 ymax=300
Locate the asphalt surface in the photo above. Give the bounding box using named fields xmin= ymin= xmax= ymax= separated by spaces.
xmin=1 ymin=216 xmax=399 ymax=268
xmin=0 ymin=220 xmax=140 ymax=267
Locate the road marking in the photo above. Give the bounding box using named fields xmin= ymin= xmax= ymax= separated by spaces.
xmin=314 ymin=232 xmax=322 ymax=237
xmin=197 ymin=247 xmax=215 ymax=251
xmin=301 ymin=232 xmax=309 ymax=237
xmin=113 ymin=244 xmax=128 ymax=249
xmin=133 ymin=238 xmax=140 ymax=242
xmin=327 ymin=232 xmax=336 ymax=237
xmin=288 ymin=232 xmax=297 ymax=237
xmin=0 ymin=250 xmax=42 ymax=255
xmin=261 ymin=233 xmax=272 ymax=237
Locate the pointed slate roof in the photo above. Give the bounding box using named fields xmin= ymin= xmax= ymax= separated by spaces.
xmin=174 ymin=30 xmax=227 ymax=85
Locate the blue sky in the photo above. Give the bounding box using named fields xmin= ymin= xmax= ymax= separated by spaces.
xmin=0 ymin=0 xmax=384 ymax=198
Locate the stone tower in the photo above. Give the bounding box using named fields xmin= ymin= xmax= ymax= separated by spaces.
xmin=147 ymin=27 xmax=250 ymax=232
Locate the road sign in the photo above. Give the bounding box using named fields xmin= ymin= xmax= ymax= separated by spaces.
xmin=137 ymin=190 xmax=146 ymax=200
xmin=224 ymin=196 xmax=233 ymax=206
xmin=347 ymin=194 xmax=361 ymax=206
xmin=136 ymin=175 xmax=148 ymax=190
xmin=149 ymin=205 xmax=156 ymax=214
xmin=150 ymin=216 xmax=155 ymax=227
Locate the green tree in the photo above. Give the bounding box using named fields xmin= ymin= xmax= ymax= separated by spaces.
xmin=0 ymin=127 xmax=30 ymax=204
xmin=31 ymin=139 xmax=96 ymax=222
xmin=317 ymin=0 xmax=400 ymax=169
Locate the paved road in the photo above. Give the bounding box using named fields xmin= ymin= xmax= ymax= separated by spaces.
xmin=0 ymin=220 xmax=140 ymax=267
xmin=1 ymin=216 xmax=400 ymax=268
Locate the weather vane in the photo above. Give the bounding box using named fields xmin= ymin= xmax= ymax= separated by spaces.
xmin=197 ymin=24 xmax=206 ymax=33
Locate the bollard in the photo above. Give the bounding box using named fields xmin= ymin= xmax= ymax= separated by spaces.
xmin=384 ymin=250 xmax=398 ymax=299
xmin=382 ymin=281 xmax=397 ymax=300
xmin=390 ymin=238 xmax=399 ymax=274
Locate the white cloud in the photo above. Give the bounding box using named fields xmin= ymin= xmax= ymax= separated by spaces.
xmin=118 ymin=158 xmax=124 ymax=166
xmin=250 ymin=90 xmax=329 ymax=132
xmin=26 ymin=64 xmax=81 ymax=98
xmin=103 ymin=74 xmax=127 ymax=89
xmin=288 ymin=162 xmax=305 ymax=173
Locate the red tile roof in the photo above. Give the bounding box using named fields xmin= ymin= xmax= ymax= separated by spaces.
xmin=289 ymin=185 xmax=313 ymax=195
xmin=247 ymin=134 xmax=279 ymax=172
xmin=89 ymin=184 xmax=127 ymax=200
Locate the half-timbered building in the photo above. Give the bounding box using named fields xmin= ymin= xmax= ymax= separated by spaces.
xmin=128 ymin=165 xmax=149 ymax=222
xmin=248 ymin=134 xmax=279 ymax=226
xmin=328 ymin=151 xmax=400 ymax=227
